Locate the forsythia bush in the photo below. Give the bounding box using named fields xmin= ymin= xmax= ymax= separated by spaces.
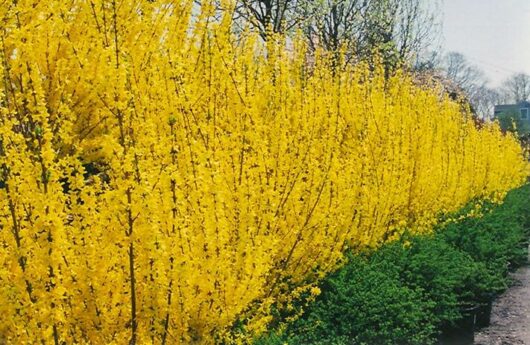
xmin=0 ymin=0 xmax=527 ymax=344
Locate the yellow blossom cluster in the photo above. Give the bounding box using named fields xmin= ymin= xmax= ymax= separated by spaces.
xmin=0 ymin=0 xmax=527 ymax=344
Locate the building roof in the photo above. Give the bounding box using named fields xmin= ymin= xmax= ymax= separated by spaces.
xmin=494 ymin=101 xmax=530 ymax=110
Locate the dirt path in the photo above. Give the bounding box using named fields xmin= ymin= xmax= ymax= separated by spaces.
xmin=474 ymin=264 xmax=530 ymax=345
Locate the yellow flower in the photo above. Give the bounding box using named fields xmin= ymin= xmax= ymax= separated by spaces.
xmin=0 ymin=0 xmax=527 ymax=344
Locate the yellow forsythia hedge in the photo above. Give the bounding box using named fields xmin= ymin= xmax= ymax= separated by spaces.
xmin=0 ymin=1 xmax=527 ymax=344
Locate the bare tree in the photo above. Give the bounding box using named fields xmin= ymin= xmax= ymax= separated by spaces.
xmin=443 ymin=52 xmax=487 ymax=100
xmin=393 ymin=0 xmax=441 ymax=63
xmin=230 ymin=0 xmax=441 ymax=68
xmin=305 ymin=0 xmax=368 ymax=54
xmin=502 ymin=73 xmax=530 ymax=103
xmin=472 ymin=86 xmax=505 ymax=121
xmin=437 ymin=52 xmax=503 ymax=119
xmin=303 ymin=0 xmax=441 ymax=70
xmin=412 ymin=50 xmax=442 ymax=73
xmin=230 ymin=0 xmax=314 ymax=40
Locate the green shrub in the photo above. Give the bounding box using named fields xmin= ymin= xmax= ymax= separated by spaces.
xmin=439 ymin=185 xmax=530 ymax=287
xmin=371 ymin=236 xmax=495 ymax=328
xmin=269 ymin=255 xmax=436 ymax=345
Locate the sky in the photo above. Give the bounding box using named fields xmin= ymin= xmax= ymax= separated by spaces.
xmin=441 ymin=0 xmax=530 ymax=87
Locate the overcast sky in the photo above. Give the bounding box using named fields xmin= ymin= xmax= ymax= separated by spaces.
xmin=441 ymin=0 xmax=530 ymax=87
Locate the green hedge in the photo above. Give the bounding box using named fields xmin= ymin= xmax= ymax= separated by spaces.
xmin=440 ymin=188 xmax=530 ymax=275
xmin=275 ymin=254 xmax=436 ymax=345
xmin=255 ymin=184 xmax=530 ymax=345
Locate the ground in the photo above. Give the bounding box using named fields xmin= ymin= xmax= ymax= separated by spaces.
xmin=475 ymin=264 xmax=530 ymax=345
